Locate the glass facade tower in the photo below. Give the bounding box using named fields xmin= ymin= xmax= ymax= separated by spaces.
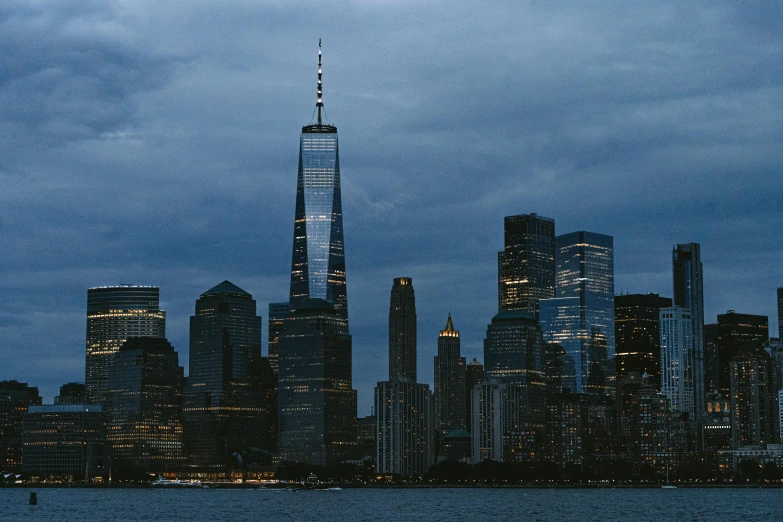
xmin=289 ymin=41 xmax=348 ymax=322
xmin=85 ymin=285 xmax=166 ymax=406
xmin=659 ymin=306 xmax=694 ymax=415
xmin=673 ymin=243 xmax=705 ymax=418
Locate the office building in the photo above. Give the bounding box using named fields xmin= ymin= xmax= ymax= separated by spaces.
xmin=288 ymin=40 xmax=348 ymax=321
xmin=673 ymin=243 xmax=706 ymax=418
xmin=22 ymin=404 xmax=104 ymax=479
xmin=55 ymin=383 xmax=86 ymax=405
xmin=704 ymin=324 xmax=719 ymax=396
xmin=730 ymin=346 xmax=775 ymax=448
xmin=268 ymin=302 xmax=291 ymax=375
xmin=465 ymin=358 xmax=484 ymax=434
xmin=660 ymin=306 xmax=695 ymax=415
xmin=185 ymin=281 xmax=266 ymax=467
xmin=375 ymin=381 xmax=432 ymax=476
xmin=107 ymin=337 xmax=184 ymax=471
xmin=434 ymin=314 xmax=466 ymax=435
xmin=717 ymin=311 xmax=769 ymax=396
xmin=470 ymin=383 xmax=505 ymax=463
xmin=0 ymin=381 xmax=41 ymax=471
xmin=86 ymin=285 xmax=165 ymax=406
xmin=389 ymin=277 xmax=417 ymax=382
xmin=615 ymin=293 xmax=672 ymax=385
xmin=278 ymin=299 xmax=356 ymax=467
xmin=497 ymin=213 xmax=555 ymax=315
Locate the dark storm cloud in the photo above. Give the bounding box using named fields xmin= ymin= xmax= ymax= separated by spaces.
xmin=1 ymin=0 xmax=782 ymax=413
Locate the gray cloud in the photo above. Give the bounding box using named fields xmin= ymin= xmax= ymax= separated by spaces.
xmin=1 ymin=1 xmax=782 ymax=414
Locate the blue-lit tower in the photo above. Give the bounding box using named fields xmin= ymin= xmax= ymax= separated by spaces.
xmin=289 ymin=40 xmax=348 ymax=322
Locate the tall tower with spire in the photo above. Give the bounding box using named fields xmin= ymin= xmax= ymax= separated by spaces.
xmin=434 ymin=314 xmax=467 ymax=436
xmin=289 ymin=39 xmax=348 ymax=322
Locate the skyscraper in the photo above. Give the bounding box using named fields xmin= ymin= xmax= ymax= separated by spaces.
xmin=289 ymin=40 xmax=348 ymax=322
xmin=389 ymin=277 xmax=417 ymax=382
xmin=85 ymin=285 xmax=165 ymax=405
xmin=434 ymin=314 xmax=466 ymax=435
xmin=184 ymin=281 xmax=265 ymax=467
xmin=704 ymin=324 xmax=719 ymax=395
xmin=717 ymin=310 xmax=769 ymax=396
xmin=673 ymin=243 xmax=705 ymax=418
xmin=278 ymin=299 xmax=356 ymax=467
xmin=778 ymin=288 xmax=783 ymax=339
xmin=0 ymin=381 xmax=41 ymax=471
xmin=470 ymin=383 xmax=504 ymax=463
xmin=267 ymin=302 xmax=291 ymax=375
xmin=107 ymin=337 xmax=184 ymax=472
xmin=375 ymin=381 xmax=432 ymax=476
xmin=498 ymin=213 xmax=555 ymax=315
xmin=555 ymin=231 xmax=615 ymax=357
xmin=465 ymin=358 xmax=484 ymax=434
xmin=730 ymin=346 xmax=776 ymax=448
xmin=614 ymin=293 xmax=672 ymax=385
xmin=659 ymin=306 xmax=694 ymax=415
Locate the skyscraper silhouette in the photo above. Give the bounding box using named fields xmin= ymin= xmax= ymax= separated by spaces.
xmin=289 ymin=40 xmax=348 ymax=322
xmin=673 ymin=243 xmax=705 ymax=418
xmin=389 ymin=277 xmax=417 ymax=382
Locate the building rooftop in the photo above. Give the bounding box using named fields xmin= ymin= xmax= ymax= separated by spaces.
xmin=201 ymin=280 xmax=252 ymax=298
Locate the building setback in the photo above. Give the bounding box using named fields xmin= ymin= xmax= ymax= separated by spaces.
xmin=184 ymin=281 xmax=266 ymax=468
xmin=278 ymin=299 xmax=356 ymax=467
xmin=85 ymin=285 xmax=165 ymax=406
xmin=389 ymin=277 xmax=417 ymax=383
xmin=497 ymin=213 xmax=555 ymax=315
xmin=107 ymin=337 xmax=184 ymax=472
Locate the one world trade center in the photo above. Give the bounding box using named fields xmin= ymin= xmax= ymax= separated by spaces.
xmin=288 ymin=40 xmax=348 ymax=322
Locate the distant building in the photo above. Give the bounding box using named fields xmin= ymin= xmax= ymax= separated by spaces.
xmin=389 ymin=277 xmax=417 ymax=383
xmin=55 ymin=383 xmax=86 ymax=405
xmin=465 ymin=358 xmax=484 ymax=434
xmin=374 ymin=381 xmax=432 ymax=476
xmin=631 ymin=382 xmax=670 ymax=466
xmin=355 ymin=415 xmax=376 ymax=462
xmin=471 ymin=383 xmax=504 ymax=463
xmin=704 ymin=324 xmax=719 ymax=396
xmin=778 ymin=288 xmax=783 ymax=339
xmin=497 ymin=213 xmax=555 ymax=315
xmin=672 ymin=243 xmax=706 ymax=418
xmin=0 ymin=381 xmax=41 ymax=471
xmin=107 ymin=337 xmax=184 ymax=471
xmin=660 ymin=306 xmax=694 ymax=415
xmin=439 ymin=429 xmax=471 ymax=462
xmin=717 ymin=311 xmax=769 ymax=396
xmin=546 ymin=391 xmax=589 ymax=467
xmin=267 ymin=302 xmax=291 ymax=375
xmin=730 ymin=346 xmax=776 ymax=448
xmin=22 ymin=404 xmax=104 ymax=479
xmin=278 ymin=299 xmax=356 ymax=467
xmin=85 ymin=285 xmax=165 ymax=406
xmin=185 ymin=281 xmax=266 ymax=468
xmin=702 ymin=392 xmax=731 ymax=452
xmin=434 ymin=314 xmax=466 ymax=436
xmin=483 ymin=310 xmax=546 ymax=459
xmin=615 ymin=293 xmax=672 ymax=386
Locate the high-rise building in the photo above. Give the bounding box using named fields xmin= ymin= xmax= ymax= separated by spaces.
xmin=107 ymin=337 xmax=184 ymax=471
xmin=704 ymin=324 xmax=719 ymax=396
xmin=289 ymin=40 xmax=348 ymax=322
xmin=389 ymin=277 xmax=417 ymax=382
xmin=434 ymin=314 xmax=466 ymax=436
xmin=614 ymin=293 xmax=672 ymax=385
xmin=278 ymin=299 xmax=356 ymax=467
xmin=465 ymin=358 xmax=484 ymax=434
xmin=375 ymin=381 xmax=432 ymax=476
xmin=546 ymin=391 xmax=589 ymax=467
xmin=0 ymin=381 xmax=41 ymax=471
xmin=777 ymin=288 xmax=783 ymax=339
xmin=539 ymin=298 xmax=583 ymax=391
xmin=268 ymin=302 xmax=291 ymax=375
xmin=629 ymin=381 xmax=670 ymax=467
xmin=673 ymin=243 xmax=706 ymax=418
xmin=22 ymin=404 xmax=105 ymax=479
xmin=55 ymin=382 xmax=86 ymax=405
xmin=730 ymin=346 xmax=776 ymax=448
xmin=85 ymin=285 xmax=165 ymax=406
xmin=483 ymin=310 xmax=547 ymax=459
xmin=356 ymin=415 xmax=376 ymax=461
xmin=497 ymin=213 xmax=555 ymax=315
xmin=184 ymin=281 xmax=265 ymax=467
xmin=717 ymin=311 xmax=769 ymax=396
xmin=470 ymin=383 xmax=505 ymax=463
xmin=556 ymin=231 xmax=615 ymax=356
xmin=659 ymin=306 xmax=694 ymax=415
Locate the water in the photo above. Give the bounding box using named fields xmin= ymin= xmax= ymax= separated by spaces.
xmin=0 ymin=487 xmax=781 ymax=521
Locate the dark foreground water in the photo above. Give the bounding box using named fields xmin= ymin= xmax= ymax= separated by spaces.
xmin=1 ymin=487 xmax=781 ymax=521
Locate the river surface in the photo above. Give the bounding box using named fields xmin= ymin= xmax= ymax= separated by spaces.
xmin=1 ymin=487 xmax=781 ymax=521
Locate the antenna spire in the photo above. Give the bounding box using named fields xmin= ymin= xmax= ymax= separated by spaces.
xmin=317 ymin=38 xmax=323 ymax=125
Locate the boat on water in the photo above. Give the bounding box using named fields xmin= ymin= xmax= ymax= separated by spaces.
xmin=152 ymin=475 xmax=202 ymax=488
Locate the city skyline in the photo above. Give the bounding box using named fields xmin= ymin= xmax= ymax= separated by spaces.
xmin=2 ymin=3 xmax=783 ymax=420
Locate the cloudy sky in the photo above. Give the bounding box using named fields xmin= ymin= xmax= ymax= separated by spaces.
xmin=1 ymin=1 xmax=782 ymax=413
